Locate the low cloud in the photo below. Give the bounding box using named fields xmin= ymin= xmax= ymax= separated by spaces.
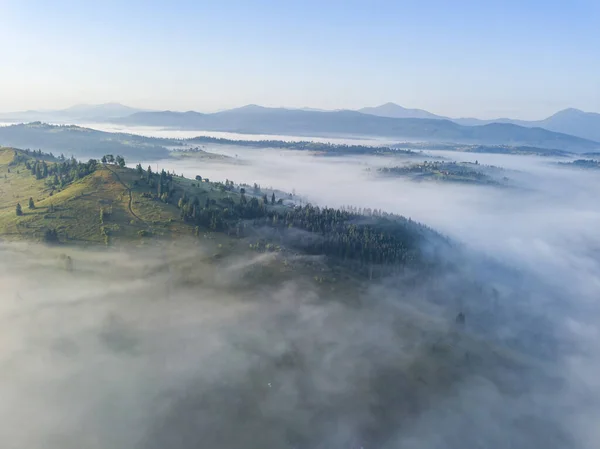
xmin=1 ymin=134 xmax=600 ymax=448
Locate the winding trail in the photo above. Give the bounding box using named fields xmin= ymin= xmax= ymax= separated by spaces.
xmin=103 ymin=164 xmax=148 ymax=227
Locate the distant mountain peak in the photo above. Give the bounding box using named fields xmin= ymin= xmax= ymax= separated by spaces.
xmin=358 ymin=103 xmax=446 ymax=120
xmin=379 ymin=102 xmax=405 ymax=108
xmin=551 ymin=108 xmax=588 ymax=117
xmin=233 ymin=104 xmax=269 ymax=112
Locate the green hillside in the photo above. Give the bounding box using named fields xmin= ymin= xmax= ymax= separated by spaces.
xmin=0 ymin=147 xmax=448 ymax=282
xmin=0 ymin=147 xmax=186 ymax=244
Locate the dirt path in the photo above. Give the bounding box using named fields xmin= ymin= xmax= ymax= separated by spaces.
xmin=103 ymin=165 xmax=148 ymax=227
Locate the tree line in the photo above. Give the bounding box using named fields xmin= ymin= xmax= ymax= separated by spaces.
xmin=183 ymin=136 xmax=418 ymax=156
xmin=136 ymin=165 xmax=440 ymax=274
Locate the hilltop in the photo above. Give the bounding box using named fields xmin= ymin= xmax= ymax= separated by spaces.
xmin=0 ymin=148 xmax=190 ymax=245
xmin=376 ymin=161 xmax=511 ymax=186
xmin=0 ymin=147 xmax=446 ymax=280
xmin=0 ymin=122 xmax=174 ymax=160
xmin=358 ymin=102 xmax=446 ymax=120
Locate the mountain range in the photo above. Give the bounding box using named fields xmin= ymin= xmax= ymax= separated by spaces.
xmin=0 ymin=103 xmax=146 ymax=123
xmin=358 ymin=103 xmax=600 ymax=142
xmin=112 ymin=106 xmax=598 ymax=152
xmin=1 ymin=102 xmax=599 ymax=152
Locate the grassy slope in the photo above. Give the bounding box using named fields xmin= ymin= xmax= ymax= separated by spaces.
xmin=0 ymin=147 xmax=342 ymax=282
xmin=0 ymin=147 xmax=202 ymax=244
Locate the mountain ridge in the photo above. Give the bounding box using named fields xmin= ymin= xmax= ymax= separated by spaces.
xmin=3 ymin=102 xmax=600 ymax=144
xmin=0 ymin=103 xmax=148 ymax=123
xmin=113 ymin=107 xmax=600 ymax=153
xmin=361 ymin=104 xmax=600 ymax=142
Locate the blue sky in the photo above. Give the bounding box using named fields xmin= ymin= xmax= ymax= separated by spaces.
xmin=1 ymin=0 xmax=598 ymax=119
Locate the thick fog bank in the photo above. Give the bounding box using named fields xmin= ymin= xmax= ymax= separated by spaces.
xmin=129 ymin=143 xmax=600 ymax=447
xmin=1 ymin=128 xmax=600 ymax=447
xmin=0 ymin=241 xmax=592 ymax=449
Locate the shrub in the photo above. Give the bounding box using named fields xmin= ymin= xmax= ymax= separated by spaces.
xmin=43 ymin=228 xmax=59 ymax=243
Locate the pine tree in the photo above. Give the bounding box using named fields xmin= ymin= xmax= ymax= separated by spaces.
xmin=28 ymin=197 xmax=35 ymax=209
xmin=271 ymin=192 xmax=275 ymax=205
xmin=15 ymin=203 xmax=22 ymax=216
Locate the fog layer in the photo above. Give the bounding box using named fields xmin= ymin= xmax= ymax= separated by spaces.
xmin=1 ymin=127 xmax=600 ymax=448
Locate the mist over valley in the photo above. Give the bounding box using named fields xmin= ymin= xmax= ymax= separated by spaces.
xmin=0 ymin=120 xmax=599 ymax=448
xmin=2 ymin=1 xmax=599 ymax=446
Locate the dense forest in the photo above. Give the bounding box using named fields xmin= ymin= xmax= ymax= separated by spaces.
xmin=557 ymin=159 xmax=600 ymax=169
xmin=142 ymin=165 xmax=444 ymax=276
xmin=184 ymin=136 xmax=420 ymax=156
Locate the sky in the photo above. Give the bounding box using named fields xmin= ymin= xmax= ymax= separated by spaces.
xmin=0 ymin=0 xmax=599 ymax=119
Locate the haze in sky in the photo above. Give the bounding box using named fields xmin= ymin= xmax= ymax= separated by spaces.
xmin=1 ymin=0 xmax=599 ymax=119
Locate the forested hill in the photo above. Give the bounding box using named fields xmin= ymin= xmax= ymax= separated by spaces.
xmin=135 ymin=164 xmax=447 ymax=276
xmin=0 ymin=147 xmax=447 ymax=278
xmin=0 ymin=122 xmax=174 ymax=160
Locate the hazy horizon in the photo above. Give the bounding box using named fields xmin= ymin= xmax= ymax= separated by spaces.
xmin=1 ymin=0 xmax=599 ymax=120
xmin=2 ymin=129 xmax=600 ymax=448
xmin=1 ymin=101 xmax=599 ymax=121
